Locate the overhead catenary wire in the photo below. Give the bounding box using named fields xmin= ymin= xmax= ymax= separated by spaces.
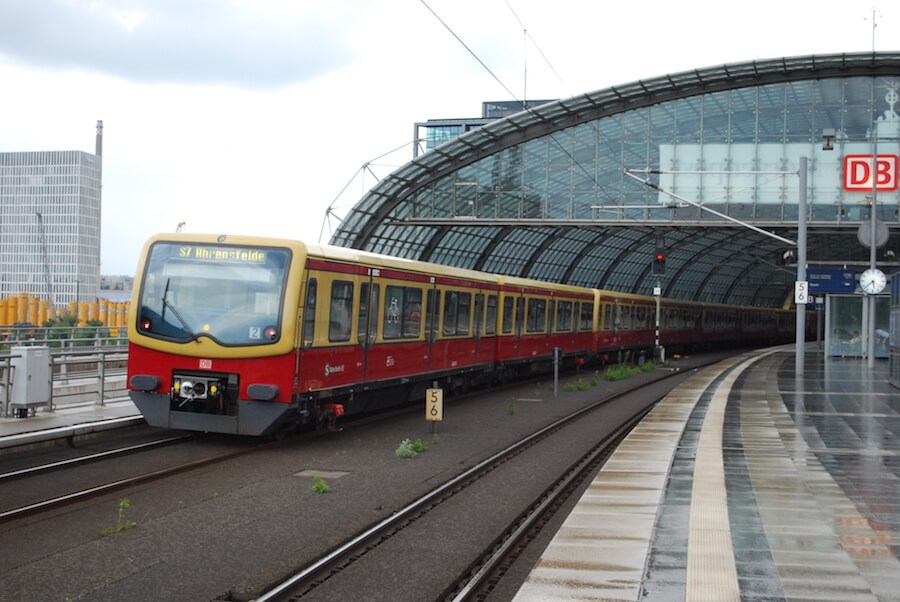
xmin=419 ymin=0 xmax=601 ymax=200
xmin=504 ymin=0 xmax=567 ymax=96
xmin=420 ymin=0 xmax=521 ymax=103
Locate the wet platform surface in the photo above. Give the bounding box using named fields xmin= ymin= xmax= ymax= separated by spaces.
xmin=513 ymin=349 xmax=900 ymax=601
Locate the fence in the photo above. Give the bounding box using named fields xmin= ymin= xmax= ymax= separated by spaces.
xmin=0 ymin=335 xmax=130 ymax=418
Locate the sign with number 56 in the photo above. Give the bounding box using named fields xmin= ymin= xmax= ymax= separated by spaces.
xmin=426 ymin=388 xmax=443 ymax=421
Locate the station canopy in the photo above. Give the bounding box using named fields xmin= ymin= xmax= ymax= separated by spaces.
xmin=329 ymin=52 xmax=900 ymax=307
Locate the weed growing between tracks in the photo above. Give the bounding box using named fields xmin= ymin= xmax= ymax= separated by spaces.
xmin=312 ymin=475 xmax=331 ymax=494
xmin=395 ymin=438 xmax=429 ymax=458
xmin=98 ymin=497 xmax=137 ymax=537
xmin=605 ymin=361 xmax=657 ymax=381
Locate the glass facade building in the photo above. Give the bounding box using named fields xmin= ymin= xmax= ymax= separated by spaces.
xmin=414 ymin=99 xmax=555 ymax=156
xmin=332 ymin=53 xmax=900 ymax=308
xmin=0 ymin=150 xmax=102 ymax=305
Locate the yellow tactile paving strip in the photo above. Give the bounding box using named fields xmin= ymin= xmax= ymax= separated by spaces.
xmin=685 ymin=358 xmax=752 ymax=602
xmin=513 ymin=354 xmax=750 ymax=601
xmin=514 ymin=350 xmax=900 ymax=602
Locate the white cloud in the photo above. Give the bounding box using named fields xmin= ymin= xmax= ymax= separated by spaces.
xmin=1 ymin=0 xmax=897 ymax=275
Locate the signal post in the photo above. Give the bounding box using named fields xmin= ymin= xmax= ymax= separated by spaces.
xmin=652 ymin=238 xmax=666 ymax=363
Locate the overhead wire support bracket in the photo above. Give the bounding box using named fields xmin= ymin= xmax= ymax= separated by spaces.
xmin=622 ymin=169 xmax=797 ymax=246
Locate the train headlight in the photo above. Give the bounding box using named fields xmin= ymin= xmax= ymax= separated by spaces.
xmin=173 ymin=374 xmax=222 ymax=402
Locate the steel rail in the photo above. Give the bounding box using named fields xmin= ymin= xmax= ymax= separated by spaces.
xmin=0 ymin=440 xmax=259 ymax=524
xmin=252 ymin=357 xmax=721 ymax=602
xmin=0 ymin=434 xmax=192 ymax=482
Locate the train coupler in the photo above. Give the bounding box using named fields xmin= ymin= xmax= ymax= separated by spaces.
xmin=319 ymin=403 xmax=345 ymax=431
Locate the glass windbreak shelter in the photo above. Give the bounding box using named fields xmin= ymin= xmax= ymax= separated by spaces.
xmin=890 ymin=274 xmax=900 ymax=386
xmin=827 ymin=294 xmax=890 ymax=359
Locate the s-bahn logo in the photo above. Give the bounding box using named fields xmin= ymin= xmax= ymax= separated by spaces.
xmin=843 ymin=155 xmax=899 ymax=191
xmin=324 ymin=363 xmax=345 ymax=376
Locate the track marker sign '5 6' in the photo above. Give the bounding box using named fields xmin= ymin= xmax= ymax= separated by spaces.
xmin=426 ymin=388 xmax=443 ymax=421
xmin=843 ymin=155 xmax=899 ymax=191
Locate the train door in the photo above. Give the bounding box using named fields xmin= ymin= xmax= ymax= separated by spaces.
xmin=425 ymin=284 xmax=440 ymax=369
xmin=473 ymin=292 xmax=484 ymax=358
xmin=515 ymin=293 xmax=525 ymax=355
xmin=357 ymin=276 xmax=379 ymax=380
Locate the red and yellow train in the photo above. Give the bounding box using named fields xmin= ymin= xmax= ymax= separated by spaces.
xmin=127 ymin=234 xmax=796 ymax=436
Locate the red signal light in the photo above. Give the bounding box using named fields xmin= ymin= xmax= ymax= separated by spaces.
xmin=652 ymin=249 xmax=666 ymax=275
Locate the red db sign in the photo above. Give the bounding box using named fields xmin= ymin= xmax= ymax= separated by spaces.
xmin=843 ymin=154 xmax=899 ymax=191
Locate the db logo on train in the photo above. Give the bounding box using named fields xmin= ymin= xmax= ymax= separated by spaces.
xmin=843 ymin=154 xmax=900 ymax=191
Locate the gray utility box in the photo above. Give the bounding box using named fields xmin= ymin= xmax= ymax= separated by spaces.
xmin=10 ymin=346 xmax=51 ymax=413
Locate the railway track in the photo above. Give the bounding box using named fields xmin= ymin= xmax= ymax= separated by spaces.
xmin=0 ymin=351 xmax=738 ymax=602
xmin=0 ymin=431 xmax=257 ymax=523
xmin=249 ymin=363 xmax=703 ymax=602
xmin=0 ymin=433 xmax=192 ymax=482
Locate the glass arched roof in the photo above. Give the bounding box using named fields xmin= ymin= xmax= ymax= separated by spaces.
xmin=330 ymin=52 xmax=900 ymax=307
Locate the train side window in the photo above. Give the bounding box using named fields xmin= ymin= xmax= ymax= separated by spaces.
xmin=457 ymin=292 xmax=471 ymax=335
xmin=527 ymin=298 xmax=547 ymax=333
xmin=426 ymin=289 xmax=440 ymax=342
xmin=385 ymin=285 xmax=422 ymax=339
xmin=384 ymin=286 xmax=403 ymax=339
xmin=403 ymin=287 xmax=423 ymax=338
xmin=604 ymin=303 xmax=615 ymax=331
xmin=443 ymin=291 xmax=459 ymax=336
xmin=580 ymin=302 xmax=594 ymax=331
xmin=557 ymin=301 xmax=572 ymax=332
xmin=635 ymin=306 xmax=646 ymax=329
xmin=486 ymin=295 xmax=498 ymax=335
xmin=302 ymin=278 xmax=317 ymax=348
xmin=328 ymin=281 xmax=353 ymax=342
xmin=502 ymin=296 xmax=515 ymax=334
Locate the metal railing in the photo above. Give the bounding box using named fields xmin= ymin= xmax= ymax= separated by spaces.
xmin=0 ymin=332 xmax=130 ymax=418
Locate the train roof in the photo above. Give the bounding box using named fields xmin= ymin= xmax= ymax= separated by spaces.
xmin=142 ymin=234 xmax=792 ymax=313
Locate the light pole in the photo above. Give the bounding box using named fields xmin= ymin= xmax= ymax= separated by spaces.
xmin=822 ymin=81 xmax=898 ymax=369
xmin=796 ymin=157 xmax=808 ymax=376
xmin=624 ymin=165 xmax=807 ymax=374
xmin=868 ymin=128 xmax=878 ymax=369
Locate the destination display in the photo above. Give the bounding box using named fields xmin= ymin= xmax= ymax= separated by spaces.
xmin=176 ymin=245 xmax=267 ymax=263
xmin=807 ymin=268 xmax=856 ymax=293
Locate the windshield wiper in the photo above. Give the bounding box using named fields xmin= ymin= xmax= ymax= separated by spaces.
xmin=161 ymin=278 xmax=201 ymax=343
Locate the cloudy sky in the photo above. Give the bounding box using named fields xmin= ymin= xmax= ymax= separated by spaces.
xmin=1 ymin=0 xmax=897 ymax=275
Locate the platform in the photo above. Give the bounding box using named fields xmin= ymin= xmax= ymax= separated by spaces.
xmin=0 ymin=398 xmax=141 ymax=450
xmin=513 ymin=349 xmax=900 ymax=601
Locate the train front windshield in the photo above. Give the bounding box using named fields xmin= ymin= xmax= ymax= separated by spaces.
xmin=137 ymin=242 xmax=291 ymax=345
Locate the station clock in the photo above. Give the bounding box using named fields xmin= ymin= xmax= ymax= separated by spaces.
xmin=859 ymin=268 xmax=887 ymax=295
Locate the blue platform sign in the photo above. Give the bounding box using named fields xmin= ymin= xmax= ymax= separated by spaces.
xmin=807 ymin=268 xmax=856 ymax=293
